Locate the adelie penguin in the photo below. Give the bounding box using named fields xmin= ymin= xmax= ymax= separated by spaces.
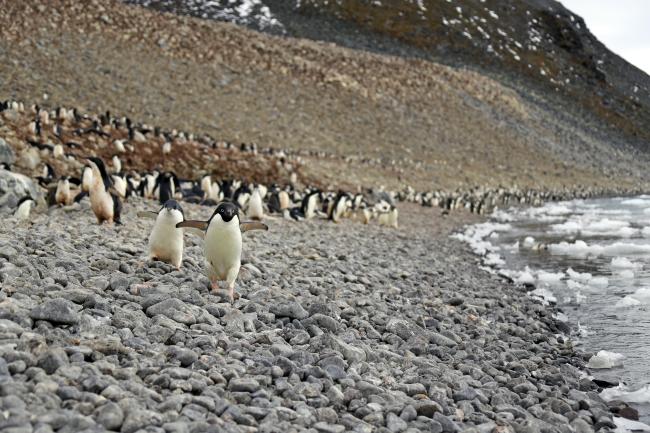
xmin=177 ymin=202 xmax=268 ymax=303
xmin=87 ymin=157 xmax=122 ymax=225
xmin=13 ymin=196 xmax=35 ymax=221
xmin=138 ymin=200 xmax=185 ymax=269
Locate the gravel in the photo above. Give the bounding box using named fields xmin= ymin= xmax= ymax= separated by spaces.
xmin=0 ymin=198 xmax=618 ymax=432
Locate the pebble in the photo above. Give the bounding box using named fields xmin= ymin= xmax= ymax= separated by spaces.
xmin=0 ymin=199 xmax=619 ymax=432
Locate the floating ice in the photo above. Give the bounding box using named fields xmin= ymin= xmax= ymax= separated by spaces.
xmin=537 ymin=270 xmax=564 ymax=283
xmin=613 ymin=416 xmax=650 ymax=433
xmin=615 ymin=270 xmax=635 ymax=279
xmin=630 ymin=287 xmax=650 ymax=303
xmin=528 ymin=287 xmax=557 ymax=305
xmin=601 ymin=384 xmax=650 ymax=404
xmin=522 ymin=236 xmax=536 ymax=248
xmin=484 ymin=253 xmax=505 ymax=267
xmin=567 ymin=268 xmax=592 ymax=283
xmin=587 ymin=351 xmax=625 ymax=369
xmin=589 ymin=276 xmax=609 ymax=288
xmin=551 ymin=218 xmax=638 ymax=238
xmin=566 ymin=280 xmax=585 ymax=290
xmin=615 ymin=296 xmax=641 ymax=308
xmin=515 ymin=268 xmax=535 ymax=284
xmin=621 ymin=198 xmax=649 ymax=206
xmin=550 ymin=241 xmax=650 ymax=258
xmin=610 ymin=257 xmax=642 ymax=269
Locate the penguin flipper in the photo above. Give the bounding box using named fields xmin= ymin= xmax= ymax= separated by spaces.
xmin=182 ymin=227 xmax=206 ymax=238
xmin=136 ymin=211 xmax=158 ymax=220
xmin=240 ymin=221 xmax=269 ymax=232
xmin=73 ymin=191 xmax=88 ymax=203
xmin=176 ymin=220 xmax=209 ymax=231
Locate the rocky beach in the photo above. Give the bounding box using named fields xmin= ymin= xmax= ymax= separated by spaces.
xmin=0 ymin=199 xmax=627 ymax=433
xmin=1 ymin=0 xmax=650 ymax=432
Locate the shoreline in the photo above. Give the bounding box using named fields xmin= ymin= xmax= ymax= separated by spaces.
xmin=456 ymin=198 xmax=650 ymax=431
xmin=0 ymin=199 xmax=624 ymax=432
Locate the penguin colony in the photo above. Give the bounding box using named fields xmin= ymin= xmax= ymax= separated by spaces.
xmin=0 ymin=100 xmax=625 ymax=297
xmin=1 ymin=99 xmax=614 ymax=227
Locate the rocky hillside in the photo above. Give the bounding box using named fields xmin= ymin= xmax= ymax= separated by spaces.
xmin=126 ymin=0 xmax=650 ymax=150
xmin=0 ymin=0 xmax=649 ymax=192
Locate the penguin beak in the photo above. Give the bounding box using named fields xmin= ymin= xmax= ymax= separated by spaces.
xmin=225 ymin=207 xmax=237 ymax=221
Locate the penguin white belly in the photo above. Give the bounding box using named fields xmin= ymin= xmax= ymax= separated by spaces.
xmin=149 ymin=212 xmax=184 ymax=267
xmin=90 ymin=187 xmax=113 ymax=222
xmin=205 ymin=225 xmax=242 ymax=282
xmin=82 ymin=169 xmax=93 ymax=192
xmin=15 ymin=201 xmax=32 ymax=220
xmin=248 ymin=191 xmax=264 ymax=220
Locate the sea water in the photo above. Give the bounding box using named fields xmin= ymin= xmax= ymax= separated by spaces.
xmin=455 ymin=196 xmax=650 ymax=429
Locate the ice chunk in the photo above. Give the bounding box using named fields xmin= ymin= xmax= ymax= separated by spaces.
xmin=537 ymin=270 xmax=564 ymax=282
xmin=566 ymin=280 xmax=585 ymax=290
xmin=516 ymin=268 xmax=535 ymax=284
xmin=610 ymin=257 xmax=642 ymax=269
xmin=484 ymin=253 xmax=505 ymax=267
xmin=567 ymin=268 xmax=592 ymax=283
xmin=550 ymin=241 xmax=650 ymax=258
xmin=631 ymin=287 xmax=650 ymax=303
xmin=522 ymin=236 xmax=535 ymax=248
xmin=586 ymin=350 xmax=624 ymax=369
xmin=589 ymin=276 xmax=609 ymax=288
xmin=621 ymin=198 xmax=649 ymax=206
xmin=613 ymin=416 xmax=650 ymax=433
xmin=614 ymin=296 xmax=641 ymax=308
xmin=601 ymin=384 xmax=650 ymax=404
xmin=615 ymin=269 xmax=635 ymax=279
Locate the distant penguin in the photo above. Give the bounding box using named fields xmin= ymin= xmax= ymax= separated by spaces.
xmin=177 ymin=202 xmax=268 ymax=303
xmin=55 ymin=177 xmax=73 ymax=206
xmin=247 ymin=188 xmax=264 ymax=220
xmin=279 ymin=190 xmax=290 ymax=210
xmin=301 ymin=190 xmax=320 ymax=220
xmin=138 ymin=200 xmax=185 ymax=269
xmin=200 ymin=175 xmax=212 ymax=197
xmin=141 ymin=172 xmax=158 ymax=199
xmin=329 ymin=192 xmax=349 ymax=223
xmin=53 ymin=144 xmax=64 ymax=159
xmin=111 ymin=174 xmax=128 ymax=198
xmin=234 ymin=185 xmax=251 ymax=210
xmin=162 ymin=141 xmax=171 ymax=155
xmin=13 ymin=196 xmax=35 ymax=221
xmin=112 ymin=155 xmax=121 ymax=173
xmin=154 ymin=172 xmax=177 ymax=205
xmin=87 ymin=157 xmax=122 ymax=225
xmin=378 ymin=206 xmax=399 ymax=229
xmin=114 ymin=139 xmax=126 ymax=153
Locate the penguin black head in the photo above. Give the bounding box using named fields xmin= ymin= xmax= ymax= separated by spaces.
xmin=211 ymin=202 xmax=239 ymax=223
xmin=16 ymin=196 xmax=34 ymax=207
xmin=87 ymin=157 xmax=112 ymax=190
xmin=162 ymin=199 xmax=184 ymax=216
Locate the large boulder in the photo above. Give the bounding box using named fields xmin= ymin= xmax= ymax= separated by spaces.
xmin=0 ymin=169 xmax=41 ymax=211
xmin=0 ymin=138 xmax=15 ymax=166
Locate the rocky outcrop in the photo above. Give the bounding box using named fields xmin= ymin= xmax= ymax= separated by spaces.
xmin=0 ymin=169 xmax=40 ymax=211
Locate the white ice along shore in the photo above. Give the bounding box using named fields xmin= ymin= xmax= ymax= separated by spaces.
xmin=453 ymin=198 xmax=650 ymax=430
